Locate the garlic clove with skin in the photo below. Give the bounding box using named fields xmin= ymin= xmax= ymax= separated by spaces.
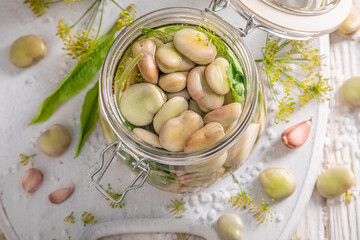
xmin=48 ymin=185 xmax=75 ymax=204
xmin=22 ymin=168 xmax=43 ymax=194
xmin=281 ymin=118 xmax=312 ymax=149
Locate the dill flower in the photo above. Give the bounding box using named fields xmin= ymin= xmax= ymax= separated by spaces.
xmin=117 ymin=5 xmax=137 ymax=29
xmin=229 ymin=173 xmax=253 ymax=208
xmin=104 ymin=184 xmax=125 ymax=209
xmin=64 ymin=211 xmax=75 ymax=224
xmin=167 ymin=198 xmax=188 ymax=218
xmin=81 ymin=212 xmax=97 ymax=226
xmin=172 ymin=233 xmax=190 ymax=240
xmin=63 ymin=29 xmax=96 ymax=60
xmin=258 ymin=35 xmax=332 ymax=123
xmin=250 ymin=198 xmax=276 ymax=223
xmin=343 ymin=191 xmax=355 ymax=203
xmin=23 ymin=0 xmax=51 ymax=17
xmin=19 ymin=153 xmax=36 ymax=166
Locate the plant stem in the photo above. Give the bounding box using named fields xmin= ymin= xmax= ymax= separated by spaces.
xmin=71 ymin=0 xmax=100 ymax=28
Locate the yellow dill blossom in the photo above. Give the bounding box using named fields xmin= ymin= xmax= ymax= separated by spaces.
xmin=229 ymin=173 xmax=253 ymax=208
xmin=258 ymin=35 xmax=332 ymax=123
xmin=229 ymin=192 xmax=253 ymax=209
xmin=250 ymin=198 xmax=276 ymax=223
xmin=172 ymin=233 xmax=190 ymax=240
xmin=291 ymin=234 xmax=302 ymax=240
xmin=117 ymin=5 xmax=137 ymax=29
xmin=57 ymin=19 xmax=71 ymax=40
xmin=343 ymin=191 xmax=355 ymax=203
xmin=64 ymin=211 xmax=75 ymax=224
xmin=63 ymin=0 xmax=75 ymax=7
xmin=19 ymin=153 xmax=36 ymax=166
xmin=167 ymin=198 xmax=188 ymax=218
xmin=23 ymin=0 xmax=51 ymax=17
xmin=62 ymin=29 xmax=96 ymax=60
xmin=104 ymin=184 xmax=125 ymax=209
xmin=81 ymin=212 xmax=97 ymax=226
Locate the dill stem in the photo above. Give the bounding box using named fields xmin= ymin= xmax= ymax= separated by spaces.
xmin=106 ymin=4 xmax=135 ymax=36
xmin=70 ymin=0 xmax=100 ymax=28
xmin=110 ymin=0 xmax=125 ymax=11
xmin=231 ymin=173 xmax=243 ymax=192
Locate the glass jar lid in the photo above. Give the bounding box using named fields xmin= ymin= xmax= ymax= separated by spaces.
xmin=209 ymin=0 xmax=352 ymax=39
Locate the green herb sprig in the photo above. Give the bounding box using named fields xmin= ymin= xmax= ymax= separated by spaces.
xmin=167 ymin=198 xmax=188 ymax=218
xmin=257 ymin=35 xmax=332 ymax=122
xmin=229 ymin=174 xmax=276 ymax=223
xmin=81 ymin=212 xmax=97 ymax=226
xmin=104 ymin=184 xmax=125 ymax=209
xmin=19 ymin=153 xmax=36 ymax=166
xmin=64 ymin=211 xmax=75 ymax=224
xmin=30 ymin=4 xmax=136 ymax=157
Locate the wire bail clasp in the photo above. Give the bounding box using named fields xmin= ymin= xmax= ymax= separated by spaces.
xmin=206 ymin=0 xmax=258 ymax=37
xmin=90 ymin=142 xmax=151 ymax=204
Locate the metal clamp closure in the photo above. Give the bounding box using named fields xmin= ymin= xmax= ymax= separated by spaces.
xmin=90 ymin=142 xmax=151 ymax=204
xmin=206 ymin=0 xmax=258 ymax=37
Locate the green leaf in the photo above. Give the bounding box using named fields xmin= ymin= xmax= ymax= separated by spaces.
xmin=30 ymin=34 xmax=115 ymax=124
xmin=75 ymin=81 xmax=99 ymax=157
xmin=227 ymin=58 xmax=246 ymax=105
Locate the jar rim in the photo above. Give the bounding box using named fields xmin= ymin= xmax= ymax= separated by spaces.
xmin=99 ymin=7 xmax=259 ymax=165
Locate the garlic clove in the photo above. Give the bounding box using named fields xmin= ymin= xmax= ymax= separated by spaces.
xmin=22 ymin=168 xmax=43 ymax=194
xmin=338 ymin=4 xmax=360 ymax=37
xmin=281 ymin=118 xmax=312 ymax=149
xmin=48 ymin=185 xmax=75 ymax=204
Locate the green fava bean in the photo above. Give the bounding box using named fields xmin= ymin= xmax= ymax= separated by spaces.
xmin=259 ymin=168 xmax=296 ymax=199
xmin=120 ymin=83 xmax=166 ymax=126
xmin=38 ymin=124 xmax=71 ymax=157
xmin=9 ymin=35 xmax=47 ymax=68
xmin=216 ymin=213 xmax=243 ymax=240
xmin=316 ymin=166 xmax=355 ymax=198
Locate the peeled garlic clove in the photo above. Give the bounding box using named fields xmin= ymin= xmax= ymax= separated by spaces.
xmin=132 ymin=39 xmax=159 ymax=84
xmin=22 ymin=168 xmax=43 ymax=194
xmin=159 ymin=110 xmax=204 ymax=152
xmin=9 ymin=35 xmax=47 ymax=68
xmin=133 ymin=128 xmax=162 ymax=148
xmin=216 ymin=213 xmax=243 ymax=240
xmin=38 ymin=124 xmax=71 ymax=157
xmin=159 ymin=72 xmax=187 ymax=93
xmin=187 ymin=66 xmax=224 ymax=112
xmin=166 ymin=88 xmax=190 ymax=100
xmin=155 ymin=42 xmax=196 ymax=73
xmin=204 ymin=102 xmax=242 ymax=129
xmin=340 ymin=76 xmax=360 ymax=108
xmin=120 ymin=83 xmax=166 ymax=126
xmin=174 ymin=28 xmax=217 ymax=65
xmin=316 ymin=166 xmax=355 ymax=199
xmin=153 ymin=96 xmax=188 ymax=134
xmin=281 ymin=118 xmax=312 ymax=149
xmin=259 ymin=168 xmax=296 ymax=199
xmin=48 ymin=185 xmax=75 ymax=204
xmin=205 ymin=57 xmax=230 ymax=95
xmin=338 ymin=4 xmax=360 ymax=37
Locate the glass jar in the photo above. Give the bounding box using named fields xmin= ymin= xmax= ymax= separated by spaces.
xmin=94 ymin=7 xmax=265 ymax=200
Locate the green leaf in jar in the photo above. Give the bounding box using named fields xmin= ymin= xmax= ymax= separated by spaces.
xmin=30 ymin=34 xmax=114 ymax=124
xmin=227 ymin=58 xmax=246 ymax=105
xmin=75 ymin=81 xmax=99 ymax=158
